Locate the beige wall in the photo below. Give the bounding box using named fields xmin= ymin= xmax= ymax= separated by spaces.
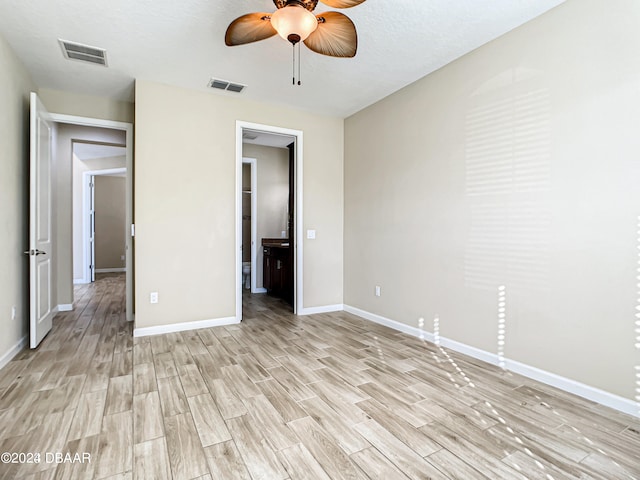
xmin=72 ymin=154 xmax=126 ymax=281
xmin=55 ymin=125 xmax=125 ymax=301
xmin=94 ymin=176 xmax=126 ymax=270
xmin=344 ymin=0 xmax=640 ymax=401
xmin=0 ymin=33 xmax=36 ymax=360
xmin=40 ymin=88 xmax=134 ymax=124
xmin=243 ymin=144 xmax=290 ymax=289
xmin=134 ymin=79 xmax=344 ymax=328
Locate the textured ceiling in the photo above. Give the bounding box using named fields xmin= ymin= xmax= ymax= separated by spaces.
xmin=0 ymin=0 xmax=564 ymax=117
xmin=244 ymin=129 xmax=296 ymax=148
xmin=73 ymin=143 xmax=126 ymax=161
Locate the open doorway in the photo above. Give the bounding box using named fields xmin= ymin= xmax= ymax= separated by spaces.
xmin=72 ymin=142 xmax=127 ymax=284
xmin=51 ymin=115 xmax=134 ymax=321
xmin=236 ymin=121 xmax=302 ymax=320
xmin=82 ymin=166 xmax=127 ymax=283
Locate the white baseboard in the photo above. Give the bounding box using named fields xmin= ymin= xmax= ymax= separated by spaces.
xmin=133 ymin=316 xmax=239 ymax=337
xmin=55 ymin=304 xmax=73 ymax=313
xmin=504 ymin=358 xmax=638 ymax=418
xmin=0 ymin=336 xmax=27 ymax=370
xmin=343 ymin=305 xmax=639 ymax=418
xmin=251 ymin=288 xmax=267 ymax=294
xmin=299 ymin=304 xmax=344 ymax=316
xmin=95 ymin=268 xmax=126 ymax=273
xmin=438 ymin=333 xmax=502 ymax=366
xmin=344 ymin=305 xmax=434 ymax=341
xmin=73 ymin=278 xmax=88 ymax=285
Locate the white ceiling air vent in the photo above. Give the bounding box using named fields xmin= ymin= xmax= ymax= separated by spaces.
xmin=59 ymin=39 xmax=107 ymax=66
xmin=243 ymin=132 xmax=259 ymax=141
xmin=208 ymin=78 xmax=246 ymax=93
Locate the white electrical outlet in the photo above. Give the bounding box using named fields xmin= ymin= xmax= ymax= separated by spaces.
xmin=307 ymin=229 xmax=316 ymax=239
xmin=150 ymin=292 xmax=159 ymax=304
xmin=121 ymin=255 xmax=125 ymax=261
xmin=11 ymin=306 xmax=16 ymax=320
xmin=375 ymin=286 xmax=381 ymax=297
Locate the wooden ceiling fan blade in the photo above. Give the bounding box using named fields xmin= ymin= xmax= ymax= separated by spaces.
xmin=319 ymin=0 xmax=366 ymax=8
xmin=225 ymin=13 xmax=277 ymax=46
xmin=303 ymin=11 xmax=357 ymax=58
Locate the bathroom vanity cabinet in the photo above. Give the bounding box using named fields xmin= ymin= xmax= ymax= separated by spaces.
xmin=262 ymin=238 xmax=293 ymax=305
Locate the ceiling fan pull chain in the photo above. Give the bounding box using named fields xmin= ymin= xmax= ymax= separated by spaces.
xmin=292 ymin=43 xmax=296 ymax=85
xmin=298 ymin=42 xmax=302 ymax=86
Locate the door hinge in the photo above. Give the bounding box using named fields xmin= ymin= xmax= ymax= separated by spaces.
xmin=131 ymin=224 xmax=135 ymax=237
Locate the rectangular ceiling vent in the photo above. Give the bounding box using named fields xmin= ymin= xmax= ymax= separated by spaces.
xmin=59 ymin=39 xmax=107 ymax=66
xmin=243 ymin=132 xmax=259 ymax=141
xmin=208 ymin=78 xmax=246 ymax=93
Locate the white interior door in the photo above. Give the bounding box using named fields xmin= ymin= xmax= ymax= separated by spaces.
xmin=89 ymin=176 xmax=95 ymax=282
xmin=28 ymin=92 xmax=54 ymax=348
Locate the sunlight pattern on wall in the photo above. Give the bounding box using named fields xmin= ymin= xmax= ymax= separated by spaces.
xmin=465 ymin=201 xmax=551 ymax=290
xmin=465 ymin=84 xmax=551 ymax=196
xmin=497 ymin=285 xmax=507 ymax=369
xmin=464 ymin=69 xmax=551 ymax=291
xmin=432 ymin=315 xmax=440 ymax=345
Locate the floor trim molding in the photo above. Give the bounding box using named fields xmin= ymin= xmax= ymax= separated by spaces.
xmin=133 ymin=316 xmax=239 ymax=337
xmin=343 ymin=304 xmax=639 ymax=418
xmin=55 ymin=304 xmax=73 ymax=313
xmin=95 ymin=268 xmax=126 ymax=273
xmin=299 ymin=304 xmax=344 ymax=316
xmin=0 ymin=336 xmax=27 ymax=370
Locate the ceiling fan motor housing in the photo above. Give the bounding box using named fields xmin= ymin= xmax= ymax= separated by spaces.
xmin=274 ymin=0 xmax=320 ymax=11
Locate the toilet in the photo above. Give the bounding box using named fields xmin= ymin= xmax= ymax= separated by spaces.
xmin=242 ymin=262 xmax=251 ymax=289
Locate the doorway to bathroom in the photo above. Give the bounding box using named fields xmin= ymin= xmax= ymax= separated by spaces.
xmin=236 ymin=121 xmax=301 ymax=321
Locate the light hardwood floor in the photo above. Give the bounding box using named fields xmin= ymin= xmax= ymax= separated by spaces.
xmin=0 ymin=274 xmax=638 ymax=479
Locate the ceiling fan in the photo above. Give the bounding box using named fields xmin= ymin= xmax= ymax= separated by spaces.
xmin=225 ymin=0 xmax=367 ymax=58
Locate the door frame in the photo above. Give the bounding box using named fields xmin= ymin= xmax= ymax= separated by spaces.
xmin=242 ymin=157 xmax=262 ymax=294
xmin=50 ymin=113 xmax=134 ymax=321
xmin=81 ymin=167 xmax=127 ymax=284
xmin=235 ymin=121 xmax=303 ymax=319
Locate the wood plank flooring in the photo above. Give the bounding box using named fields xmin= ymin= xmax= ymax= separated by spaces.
xmin=0 ymin=273 xmax=639 ymax=479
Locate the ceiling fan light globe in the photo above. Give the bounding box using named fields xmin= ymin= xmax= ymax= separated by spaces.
xmin=271 ymin=5 xmax=318 ymax=43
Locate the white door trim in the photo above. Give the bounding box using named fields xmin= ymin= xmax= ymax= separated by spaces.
xmin=242 ymin=158 xmax=262 ymax=294
xmin=49 ymin=113 xmax=134 ymax=322
xmin=236 ymin=121 xmax=303 ymax=320
xmin=81 ymin=168 xmax=127 ymax=285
